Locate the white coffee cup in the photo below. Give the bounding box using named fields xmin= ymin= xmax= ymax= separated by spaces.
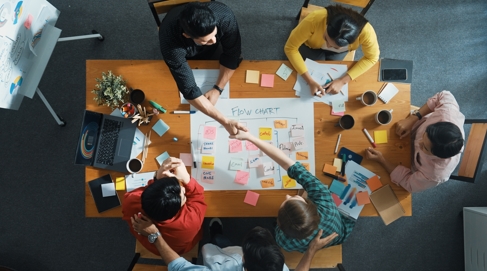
xmin=356 ymin=90 xmax=378 ymax=106
xmin=126 ymin=158 xmax=143 ymax=174
xmin=375 ymin=109 xmax=393 ymax=125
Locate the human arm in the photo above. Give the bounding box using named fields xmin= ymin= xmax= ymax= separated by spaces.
xmin=364 ymin=147 xmax=397 ymax=174
xmin=295 ymin=230 xmax=338 ymax=271
xmin=204 ymin=65 xmax=235 ymax=105
xmin=345 ymin=23 xmax=380 ymax=80
xmin=155 ymin=157 xmax=190 ymax=184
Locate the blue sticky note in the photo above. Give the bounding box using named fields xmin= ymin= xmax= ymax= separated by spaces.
xmin=329 ymin=180 xmax=345 ymax=195
xmin=155 ymin=151 xmax=170 ymax=166
xmin=152 ymin=119 xmax=170 ymax=137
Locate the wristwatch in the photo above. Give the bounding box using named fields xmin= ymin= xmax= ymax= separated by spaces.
xmin=412 ymin=110 xmax=422 ymax=120
xmin=213 ymin=84 xmax=224 ymax=94
xmin=148 ymin=231 xmax=161 ymax=243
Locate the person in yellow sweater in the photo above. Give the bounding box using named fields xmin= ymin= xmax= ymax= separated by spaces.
xmin=285 ymin=5 xmax=380 ymax=96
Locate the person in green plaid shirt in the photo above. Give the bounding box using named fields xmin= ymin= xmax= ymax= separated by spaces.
xmin=230 ymin=130 xmax=355 ymax=253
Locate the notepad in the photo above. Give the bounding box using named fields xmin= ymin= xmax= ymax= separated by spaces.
xmin=88 ymin=174 xmax=121 ymax=213
xmin=152 ymin=119 xmax=170 ymax=136
xmin=378 ymin=83 xmax=399 ymax=104
xmin=369 ymin=185 xmax=405 ymax=225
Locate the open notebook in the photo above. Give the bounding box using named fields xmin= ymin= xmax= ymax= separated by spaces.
xmin=378 ymin=83 xmax=399 ymax=104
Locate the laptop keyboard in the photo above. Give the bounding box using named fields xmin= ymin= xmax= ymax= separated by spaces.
xmin=95 ymin=119 xmax=122 ymax=165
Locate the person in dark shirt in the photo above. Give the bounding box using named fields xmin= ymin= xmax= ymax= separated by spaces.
xmin=159 ymin=1 xmax=245 ymax=135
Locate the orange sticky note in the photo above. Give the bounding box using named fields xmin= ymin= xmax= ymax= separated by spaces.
xmin=296 ymin=152 xmax=309 ymax=160
xmin=259 ymin=127 xmax=272 ymax=140
xmin=282 ymin=175 xmax=297 ymax=188
xmin=246 ymin=70 xmax=260 ymax=84
xmin=322 ymin=164 xmax=337 ymax=175
xmin=244 ymin=190 xmax=260 ymax=206
xmin=202 ymin=156 xmax=215 ymax=170
xmin=366 ymin=175 xmax=383 ymax=192
xmin=356 ymin=191 xmax=370 ymax=205
xmin=302 ymin=163 xmax=310 ymax=171
xmin=260 ymin=178 xmax=275 ymax=188
xmin=261 ymin=74 xmax=274 ymax=88
xmin=274 ymin=120 xmax=288 ymax=129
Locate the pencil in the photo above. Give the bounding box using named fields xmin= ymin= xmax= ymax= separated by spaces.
xmin=377 ymin=82 xmax=387 ymax=95
xmin=327 ymin=72 xmax=345 ymax=96
xmin=334 ymin=134 xmax=341 ymax=154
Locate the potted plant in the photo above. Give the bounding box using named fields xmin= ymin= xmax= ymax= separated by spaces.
xmin=92 ymin=71 xmax=129 ymax=109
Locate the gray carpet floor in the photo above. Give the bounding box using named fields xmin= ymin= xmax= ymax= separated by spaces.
xmin=0 ymin=0 xmax=486 ymax=270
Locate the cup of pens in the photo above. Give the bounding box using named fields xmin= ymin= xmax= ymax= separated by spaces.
xmin=121 ymin=103 xmax=137 ymax=118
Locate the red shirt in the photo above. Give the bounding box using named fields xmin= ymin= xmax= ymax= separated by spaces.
xmin=122 ymin=177 xmax=207 ymax=255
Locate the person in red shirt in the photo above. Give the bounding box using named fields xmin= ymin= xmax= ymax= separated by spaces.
xmin=122 ymin=157 xmax=207 ymax=255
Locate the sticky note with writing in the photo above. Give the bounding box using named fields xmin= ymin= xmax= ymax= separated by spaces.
xmin=296 ymin=152 xmax=309 ymax=160
xmin=291 ymin=137 xmax=307 ymax=150
xmin=229 ymin=139 xmax=243 ymax=153
xmin=331 ymin=100 xmax=346 ymax=113
xmin=243 ymin=190 xmax=260 ymax=206
xmin=301 ymin=162 xmax=310 ymax=171
xmin=276 ymin=63 xmax=293 ymax=81
xmin=260 ymin=178 xmax=275 ymax=188
xmin=229 ymin=158 xmax=244 ymax=171
xmin=261 ymin=162 xmax=274 ymax=176
xmin=248 ymin=155 xmax=261 ymax=168
xmin=204 ymin=126 xmax=217 ymax=140
xmin=282 ymin=175 xmax=297 ymax=188
xmin=259 ymin=127 xmax=272 ymax=140
xmin=201 ymin=170 xmax=215 ymax=184
xmin=234 ymin=171 xmax=250 ymax=185
xmin=245 ymin=140 xmax=259 ymax=151
xmin=201 ymin=141 xmax=215 ymax=154
xmin=274 ymin=120 xmax=288 ymax=129
xmin=201 ymin=156 xmax=215 ymax=170
xmin=278 ymin=142 xmax=293 ymax=155
xmin=290 ymin=124 xmax=304 ymax=137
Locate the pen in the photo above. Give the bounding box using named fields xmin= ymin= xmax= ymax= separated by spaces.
xmin=324 ymin=172 xmax=346 ymax=182
xmin=363 ymin=128 xmax=377 ymax=148
xmin=341 ymin=154 xmax=346 ymax=176
xmin=190 ymin=141 xmax=197 ymax=168
xmin=173 ymin=110 xmax=196 ymax=114
xmin=334 ymin=134 xmax=341 ymax=154
xmin=327 ymin=73 xmax=345 ymax=96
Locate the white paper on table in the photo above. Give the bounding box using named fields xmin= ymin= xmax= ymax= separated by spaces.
xmin=180 ymin=69 xmax=230 ymax=104
xmin=101 ymin=183 xmax=116 ymax=197
xmin=125 ymin=171 xmax=155 ymax=192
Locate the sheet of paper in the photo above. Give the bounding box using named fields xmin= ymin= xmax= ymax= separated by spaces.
xmin=248 ymin=155 xmax=261 ymax=168
xmin=202 ymin=141 xmax=215 ymax=154
xmin=115 ymin=177 xmax=126 ymax=191
xmin=125 ymin=171 xmax=155 ymax=192
xmin=259 ymin=127 xmax=272 ymax=140
xmin=152 ymin=119 xmax=170 ymax=137
xmin=261 ymin=162 xmax=274 ymax=176
xmin=155 ymin=151 xmax=170 ymax=166
xmin=245 ymin=141 xmax=259 ymax=151
xmin=374 ymin=130 xmax=388 ymax=144
xmin=356 ymin=191 xmax=370 ymax=205
xmin=202 ymin=156 xmax=215 ymax=170
xmin=243 ymin=190 xmax=260 ymax=206
xmin=229 ymin=158 xmax=244 ymax=171
xmin=179 ymin=153 xmax=193 ymax=166
xmin=291 ymin=136 xmax=307 ymax=150
xmin=290 ymin=124 xmax=305 ymax=137
xmin=282 ymin=175 xmax=297 ymax=188
xmin=278 ymin=142 xmax=293 ymax=155
xmin=276 ymin=63 xmax=293 ymax=81
xmin=331 ymin=100 xmax=346 ymax=113
xmin=203 ymin=126 xmax=217 ymax=140
xmin=181 ymin=69 xmax=230 ymax=104
xmin=274 ymin=120 xmax=288 ymax=129
xmin=234 ymin=170 xmax=250 ymax=185
xmin=201 ymin=170 xmax=215 ymax=184
xmin=229 ymin=139 xmax=243 ymax=153
xmin=246 ymin=70 xmax=260 ymax=84
xmin=261 ymin=74 xmax=274 ymax=88
xmin=333 ymin=158 xmax=343 ymax=173
xmin=296 ymin=151 xmax=309 ymax=160
xmin=101 ymin=183 xmax=116 ymax=197
xmin=260 ymin=178 xmax=275 ymax=188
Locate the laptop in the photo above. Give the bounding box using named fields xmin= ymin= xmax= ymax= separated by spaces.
xmin=75 ymin=110 xmax=136 ymax=173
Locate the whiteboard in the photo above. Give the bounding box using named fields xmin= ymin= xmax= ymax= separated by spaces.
xmin=190 ymin=98 xmax=315 ymax=191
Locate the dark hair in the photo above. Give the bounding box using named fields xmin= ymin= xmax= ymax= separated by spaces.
xmin=277 ymin=198 xmax=320 ymax=239
xmin=242 ymin=227 xmax=285 ymax=271
xmin=141 ymin=177 xmax=182 ymax=222
xmin=425 ymin=122 xmax=464 ymax=159
xmin=325 ymin=5 xmax=368 ymax=47
xmin=179 ymin=2 xmax=217 ymax=38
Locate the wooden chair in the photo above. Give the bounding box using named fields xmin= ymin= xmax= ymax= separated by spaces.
xmin=450 ymin=119 xmax=487 ymax=183
xmin=296 ymin=0 xmax=376 ymax=20
xmin=148 ymin=0 xmax=212 ymax=27
xmin=281 ymin=245 xmax=343 ymax=269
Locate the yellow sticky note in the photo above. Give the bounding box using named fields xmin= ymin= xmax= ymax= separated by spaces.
xmin=374 ymin=130 xmax=388 ymax=144
xmin=302 ymin=163 xmax=310 ymax=171
xmin=274 ymin=120 xmax=288 ymax=129
xmin=246 ymin=70 xmax=260 ymax=84
xmin=333 ymin=158 xmax=343 ymax=173
xmin=202 ymin=156 xmax=215 ymax=169
xmin=260 ymin=178 xmax=275 ymax=188
xmin=259 ymin=127 xmax=272 ymax=140
xmin=296 ymin=151 xmax=309 ymax=160
xmin=115 ymin=177 xmax=125 ymax=191
xmin=282 ymin=175 xmax=297 ymax=188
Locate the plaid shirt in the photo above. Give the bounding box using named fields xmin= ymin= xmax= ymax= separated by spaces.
xmin=275 ymin=162 xmax=355 ymax=253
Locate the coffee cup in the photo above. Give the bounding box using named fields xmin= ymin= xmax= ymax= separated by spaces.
xmin=126 ymin=158 xmax=143 ymax=174
xmin=130 ymin=89 xmax=145 ymax=104
xmin=356 ymin=90 xmax=377 ymax=106
xmin=335 ymin=114 xmax=355 ymax=130
xmin=375 ymin=109 xmax=393 ymax=125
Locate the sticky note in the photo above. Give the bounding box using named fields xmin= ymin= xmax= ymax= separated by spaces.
xmin=366 ymin=175 xmax=383 ymax=191
xmin=115 ymin=177 xmax=125 ymax=191
xmin=202 ymin=156 xmax=215 ymax=169
xmin=261 ymin=162 xmax=274 ymax=176
xmin=229 ymin=139 xmax=243 ymax=153
xmin=278 ymin=142 xmax=293 ymax=155
xmin=323 ymin=164 xmax=338 ymax=175
xmin=201 ymin=170 xmax=215 ymax=184
xmin=243 ymin=190 xmax=260 ymax=206
xmin=246 ymin=70 xmax=260 ymax=84
xmin=260 ymin=178 xmax=275 ymax=188
xmin=274 ymin=120 xmax=288 ymax=129
xmin=330 ymin=180 xmax=346 ymax=195
xmin=356 ymin=191 xmax=370 ymax=205
xmin=203 ymin=126 xmax=217 ymax=140
xmin=282 ymin=175 xmax=297 ymax=188
xmin=374 ymin=130 xmax=388 ymax=144
xmin=333 ymin=158 xmax=343 ymax=173
xmin=248 ymin=155 xmax=261 ymax=168
xmin=229 ymin=158 xmax=244 ymax=171
xmin=179 ymin=153 xmax=193 ymax=166
xmin=331 ymin=100 xmax=346 ymax=113
xmin=296 ymin=151 xmax=309 ymax=160
xmin=234 ymin=171 xmax=250 ymax=185
xmin=332 ymin=193 xmax=342 ymax=206
xmin=261 ymin=74 xmax=274 ymax=88
xmin=24 ymin=14 xmax=33 ymax=29
xmin=202 ymin=141 xmax=215 ymax=154
xmin=291 ymin=136 xmax=306 ymax=150
xmin=155 ymin=151 xmax=170 ymax=166
xmin=259 ymin=127 xmax=272 ymax=140
xmin=331 ymin=108 xmax=345 ymax=116
xmin=152 ymin=119 xmax=170 ymax=137
xmin=276 ymin=63 xmax=293 ymax=81
xmin=290 ymin=124 xmax=304 ymax=137
xmin=101 ymin=183 xmax=116 ymax=197
xmin=245 ymin=140 xmax=259 ymax=151
xmin=301 ymin=163 xmax=310 ymax=171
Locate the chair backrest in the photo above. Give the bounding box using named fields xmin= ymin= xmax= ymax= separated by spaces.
xmin=450 ymin=120 xmax=487 ymax=183
xmin=148 ymin=0 xmax=212 ymax=27
xmin=332 ymin=0 xmax=375 ymax=15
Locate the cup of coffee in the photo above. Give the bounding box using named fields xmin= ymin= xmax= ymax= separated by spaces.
xmin=335 ymin=114 xmax=355 ymax=130
xmin=126 ymin=158 xmax=143 ymax=174
xmin=130 ymin=89 xmax=145 ymax=104
xmin=376 ymin=109 xmax=393 ymax=125
xmin=356 ymin=90 xmax=377 ymax=106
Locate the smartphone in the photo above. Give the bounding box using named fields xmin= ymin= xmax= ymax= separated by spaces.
xmin=382 ymin=68 xmax=407 ymax=81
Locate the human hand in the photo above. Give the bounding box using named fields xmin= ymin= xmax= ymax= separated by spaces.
xmin=365 ymin=147 xmax=384 ymax=163
xmin=156 ymin=157 xmax=190 ymax=184
xmin=308 ymin=230 xmax=338 ymax=253
xmin=204 ymin=89 xmax=221 ymax=106
xmin=228 ymin=129 xmax=254 ymax=141
xmin=131 ymin=213 xmax=158 ymax=236
xmin=395 ymin=116 xmax=417 ymax=139
xmin=307 ymin=79 xmax=326 ymax=97
xmin=323 ymin=78 xmax=345 ymax=95
xmin=223 ymin=119 xmax=248 ymax=136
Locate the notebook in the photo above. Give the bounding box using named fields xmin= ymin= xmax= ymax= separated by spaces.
xmin=377 ymin=83 xmax=399 ymax=104
xmin=369 ymin=184 xmax=405 ymax=225
xmin=88 ymin=174 xmax=121 ymax=213
xmin=74 ymin=110 xmax=137 ymax=173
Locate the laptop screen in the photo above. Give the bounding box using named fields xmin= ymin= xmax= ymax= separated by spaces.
xmin=74 ymin=110 xmax=103 ymax=165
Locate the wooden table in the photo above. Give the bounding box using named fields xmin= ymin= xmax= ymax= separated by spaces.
xmin=85 ymin=60 xmax=412 ymax=218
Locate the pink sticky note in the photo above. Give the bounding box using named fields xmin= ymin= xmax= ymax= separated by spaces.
xmin=245 ymin=140 xmax=259 ymax=151
xmin=201 ymin=170 xmax=215 ymax=184
xmin=24 ymin=14 xmax=33 ymax=29
xmin=261 ymin=74 xmax=275 ymax=88
xmin=331 ymin=108 xmax=345 ymax=116
xmin=244 ymin=190 xmax=260 ymax=206
xmin=229 ymin=139 xmax=243 ymax=153
xmin=234 ymin=170 xmax=250 ymax=185
xmin=204 ymin=126 xmax=217 ymax=140
xmin=179 ymin=153 xmax=193 ymax=166
xmin=331 ymin=193 xmax=342 ymax=206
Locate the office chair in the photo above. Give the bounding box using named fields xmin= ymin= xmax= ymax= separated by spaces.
xmin=296 ymin=0 xmax=376 ymax=20
xmin=148 ymin=0 xmax=212 ymax=27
